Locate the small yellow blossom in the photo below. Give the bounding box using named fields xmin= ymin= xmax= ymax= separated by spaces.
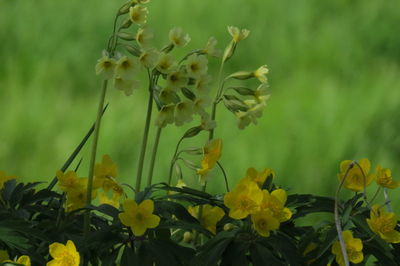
xmin=0 ymin=170 xmax=16 ymax=189
xmin=374 ymin=165 xmax=399 ymax=189
xmin=93 ymin=154 xmax=117 ymax=188
xmin=258 ymin=189 xmax=292 ymax=223
xmin=174 ymin=101 xmax=194 ymax=126
xmin=56 ymin=170 xmax=86 ymax=193
xmin=338 ymin=159 xmax=374 ymax=192
xmin=4 ymin=255 xmax=31 ymax=266
xmin=236 ymin=102 xmax=265 ymax=129
xmin=95 ymin=56 xmax=116 ymax=80
xmin=114 ymin=77 xmax=138 ymax=96
xmin=253 ymin=65 xmax=269 ymax=83
xmin=202 ymin=37 xmax=220 ymax=57
xmin=166 ymin=70 xmax=188 ymax=90
xmin=224 ymin=178 xmax=263 ymax=219
xmin=227 ymin=26 xmax=250 ymax=43
xmin=367 ymin=204 xmax=400 ymax=243
xmin=47 ymin=240 xmax=80 ymax=266
xmin=244 ymin=167 xmax=275 ymax=188
xmin=251 ymin=209 xmax=279 ymax=237
xmin=99 ymin=192 xmax=120 ymax=208
xmin=129 ymin=5 xmax=148 ymax=25
xmin=136 ymin=27 xmax=153 ymax=47
xmin=331 ymin=230 xmax=363 ymax=266
xmin=197 ymin=139 xmax=222 ymax=183
xmin=188 ymin=204 xmax=225 ymax=234
xmin=155 ymin=104 xmax=175 ymax=128
xmin=186 ymin=54 xmax=208 ymax=78
xmin=156 ymin=53 xmax=175 ymax=74
xmin=139 ymin=48 xmax=159 ymax=68
xmin=169 ymin=27 xmax=191 ymax=47
xmin=115 ymin=56 xmax=140 ymax=80
xmin=65 ymin=184 xmax=93 ymax=212
xmin=118 ymin=199 xmax=160 ymax=236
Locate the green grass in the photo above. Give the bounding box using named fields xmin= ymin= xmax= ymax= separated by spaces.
xmin=1 ymin=0 xmax=400 ymax=212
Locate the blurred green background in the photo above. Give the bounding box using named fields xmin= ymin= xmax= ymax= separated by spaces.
xmin=1 ymin=0 xmax=400 ymax=211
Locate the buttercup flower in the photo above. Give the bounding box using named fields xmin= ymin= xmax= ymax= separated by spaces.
xmin=253 ymin=65 xmax=269 ymax=83
xmin=166 ymin=70 xmax=188 ymax=90
xmin=174 ymin=101 xmax=194 ymax=126
xmin=224 ymin=178 xmax=263 ymax=219
xmin=337 ymin=159 xmax=374 ymax=192
xmin=159 ymin=88 xmax=178 ymax=104
xmin=3 ymin=255 xmax=31 ymax=266
xmin=367 ymin=204 xmax=400 ymax=243
xmin=169 ymin=27 xmax=191 ymax=47
xmin=156 ymin=53 xmax=175 ymax=74
xmin=244 ymin=167 xmax=275 ymax=188
xmin=118 ymin=199 xmax=160 ymax=236
xmin=99 ymin=192 xmax=120 ymax=208
xmin=114 ymin=77 xmax=138 ymax=96
xmin=188 ymin=204 xmax=225 ymax=234
xmin=374 ymin=165 xmax=399 ymax=189
xmin=197 ymin=139 xmax=222 ymax=183
xmin=94 ymin=155 xmax=118 ymax=184
xmin=139 ymin=48 xmax=159 ymax=68
xmin=0 ymin=170 xmax=16 ymax=189
xmin=95 ymin=56 xmax=116 ymax=80
xmin=331 ymin=230 xmax=363 ymax=266
xmin=258 ymin=189 xmax=292 ymax=222
xmin=47 ymin=240 xmax=80 ymax=266
xmin=129 ymin=5 xmax=148 ymax=25
xmin=136 ymin=27 xmax=153 ymax=47
xmin=202 ymin=37 xmax=220 ymax=57
xmin=115 ymin=56 xmax=140 ymax=80
xmin=251 ymin=209 xmax=279 ymax=237
xmin=56 ymin=170 xmax=86 ymax=193
xmin=155 ymin=104 xmax=175 ymax=128
xmin=227 ymin=26 xmax=250 ymax=43
xmin=185 ymin=54 xmax=208 ymax=78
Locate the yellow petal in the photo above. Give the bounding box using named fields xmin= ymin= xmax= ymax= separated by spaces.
xmin=132 ymin=223 xmax=147 ymax=236
xmin=382 ymin=230 xmax=400 ymax=243
xmin=49 ymin=242 xmax=67 ymax=259
xmin=17 ymin=255 xmax=31 ymax=266
xmin=138 ymin=199 xmax=154 ymax=213
xmin=349 ymin=251 xmax=363 ymax=264
xmin=271 ymin=189 xmax=287 ymax=205
xmin=145 ymin=214 xmax=161 ymax=228
xmin=123 ymin=199 xmax=138 ymax=213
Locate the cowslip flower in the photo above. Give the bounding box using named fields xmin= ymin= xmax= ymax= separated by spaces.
xmin=47 ymin=240 xmax=80 ymax=266
xmin=169 ymin=27 xmax=190 ymax=47
xmin=113 ymin=77 xmax=138 ymax=96
xmin=202 ymin=37 xmax=220 ymax=57
xmin=129 ymin=5 xmax=148 ymax=25
xmin=156 ymin=53 xmax=175 ymax=74
xmin=374 ymin=165 xmax=399 ymax=189
xmin=193 ymin=96 xmax=211 ymax=116
xmin=155 ymin=104 xmax=175 ymax=128
xmin=174 ymin=101 xmax=194 ymax=126
xmin=0 ymin=170 xmax=16 ymax=189
xmin=235 ymin=102 xmax=265 ymax=129
xmin=367 ymin=204 xmax=400 ymax=243
xmin=115 ymin=56 xmax=140 ymax=80
xmin=159 ymin=88 xmax=178 ymax=104
xmin=337 ymin=159 xmax=374 ymax=192
xmin=136 ymin=27 xmax=153 ymax=47
xmin=197 ymin=139 xmax=222 ymax=183
xmin=185 ymin=54 xmax=208 ymax=78
xmin=139 ymin=48 xmax=159 ymax=68
xmin=118 ymin=199 xmax=160 ymax=236
xmin=258 ymin=189 xmax=292 ymax=223
xmin=95 ymin=56 xmax=116 ymax=80
xmin=331 ymin=230 xmax=363 ymax=266
xmin=253 ymin=65 xmax=269 ymax=83
xmin=224 ymin=178 xmax=263 ymax=219
xmin=194 ymin=75 xmax=211 ymax=95
xmin=244 ymin=167 xmax=275 ymax=188
xmin=188 ymin=204 xmax=225 ymax=234
xmin=3 ymin=255 xmax=31 ymax=266
xmin=251 ymin=209 xmax=279 ymax=237
xmin=227 ymin=26 xmax=250 ymax=43
xmin=166 ymin=70 xmax=188 ymax=91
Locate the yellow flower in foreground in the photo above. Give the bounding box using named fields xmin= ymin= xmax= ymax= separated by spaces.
xmin=374 ymin=165 xmax=399 ymax=189
xmin=95 ymin=56 xmax=116 ymax=80
xmin=99 ymin=192 xmax=120 ymax=208
xmin=331 ymin=230 xmax=363 ymax=266
xmin=4 ymin=255 xmax=31 ymax=266
xmin=367 ymin=204 xmax=400 ymax=243
xmin=227 ymin=26 xmax=250 ymax=43
xmin=119 ymin=199 xmax=160 ymax=236
xmin=56 ymin=170 xmax=86 ymax=193
xmin=129 ymin=5 xmax=148 ymax=25
xmin=169 ymin=27 xmax=191 ymax=47
xmin=224 ymin=179 xmax=263 ymax=219
xmin=197 ymin=139 xmax=223 ymax=183
xmin=188 ymin=204 xmax=225 ymax=234
xmin=337 ymin=159 xmax=374 ymax=192
xmin=93 ymin=154 xmax=118 ymax=188
xmin=47 ymin=240 xmax=80 ymax=266
xmin=258 ymin=189 xmax=292 ymax=223
xmin=253 ymin=65 xmax=269 ymax=83
xmin=244 ymin=167 xmax=275 ymax=188
xmin=0 ymin=170 xmax=17 ymax=189
xmin=251 ymin=209 xmax=279 ymax=237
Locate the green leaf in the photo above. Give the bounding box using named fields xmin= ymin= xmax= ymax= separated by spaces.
xmin=250 ymin=243 xmax=284 ymax=266
xmin=117 ymin=32 xmax=136 ymax=41
xmin=181 ymin=87 xmax=196 ymax=101
xmin=120 ymin=245 xmax=137 ymax=266
xmin=229 ymin=86 xmax=255 ymax=96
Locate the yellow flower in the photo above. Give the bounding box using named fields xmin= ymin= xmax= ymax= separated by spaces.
xmin=337 ymin=159 xmax=374 ymax=192
xmin=166 ymin=70 xmax=188 ymax=90
xmin=99 ymin=192 xmax=120 ymax=208
xmin=188 ymin=204 xmax=225 ymax=234
xmin=47 ymin=240 xmax=80 ymax=266
xmin=118 ymin=199 xmax=160 ymax=236
xmin=95 ymin=56 xmax=116 ymax=80
xmin=259 ymin=189 xmax=292 ymax=223
xmin=194 ymin=96 xmax=211 ymax=116
xmin=251 ymin=209 xmax=279 ymax=237
xmin=174 ymin=101 xmax=194 ymax=126
xmin=244 ymin=167 xmax=275 ymax=188
xmin=202 ymin=37 xmax=220 ymax=57
xmin=227 ymin=26 xmax=250 ymax=43
xmin=185 ymin=54 xmax=208 ymax=78
xmin=169 ymin=27 xmax=191 ymax=47
xmin=4 ymin=255 xmax=31 ymax=266
xmin=374 ymin=165 xmax=399 ymax=189
xmin=115 ymin=56 xmax=140 ymax=80
xmin=235 ymin=103 xmax=265 ymax=129
xmin=0 ymin=170 xmax=16 ymax=189
xmin=155 ymin=104 xmax=175 ymax=128
xmin=253 ymin=65 xmax=269 ymax=83
xmin=56 ymin=170 xmax=86 ymax=193
xmin=93 ymin=154 xmax=118 ymax=188
xmin=224 ymin=178 xmax=263 ymax=219
xmin=113 ymin=77 xmax=138 ymax=96
xmin=331 ymin=230 xmax=363 ymax=266
xmin=367 ymin=204 xmax=400 ymax=243
xmin=65 ymin=184 xmax=92 ymax=212
xmin=139 ymin=48 xmax=159 ymax=68
xmin=194 ymin=75 xmax=211 ymax=95
xmin=197 ymin=139 xmax=223 ymax=183
xmin=129 ymin=5 xmax=148 ymax=25
xmin=156 ymin=53 xmax=175 ymax=74
xmin=136 ymin=27 xmax=153 ymax=48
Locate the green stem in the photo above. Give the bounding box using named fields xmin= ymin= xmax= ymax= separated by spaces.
xmin=146 ymin=127 xmax=162 ymax=187
xmin=208 ymin=61 xmax=225 ymax=141
xmin=135 ymin=78 xmax=154 ymax=192
xmin=167 ymin=137 xmax=185 ymax=186
xmin=84 ymin=80 xmax=108 ymax=236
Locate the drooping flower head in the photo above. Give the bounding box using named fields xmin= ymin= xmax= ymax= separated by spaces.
xmin=155 ymin=104 xmax=175 ymax=128
xmin=115 ymin=56 xmax=140 ymax=80
xmin=185 ymin=54 xmax=208 ymax=78
xmin=367 ymin=204 xmax=400 ymax=243
xmin=136 ymin=27 xmax=153 ymax=48
xmin=166 ymin=70 xmax=188 ymax=91
xmin=156 ymin=53 xmax=176 ymax=74
xmin=202 ymin=37 xmax=220 ymax=57
xmin=244 ymin=167 xmax=275 ymax=188
xmin=114 ymin=77 xmax=138 ymax=96
xmin=95 ymin=56 xmax=116 ymax=80
xmin=197 ymin=139 xmax=223 ymax=183
xmin=374 ymin=165 xmax=399 ymax=189
xmin=47 ymin=240 xmax=80 ymax=266
xmin=337 ymin=159 xmax=374 ymax=192
xmin=253 ymin=65 xmax=269 ymax=83
xmin=169 ymin=27 xmax=191 ymax=47
xmin=139 ymin=48 xmax=159 ymax=68
xmin=331 ymin=230 xmax=363 ymax=266
xmin=174 ymin=100 xmax=194 ymax=126
xmin=251 ymin=209 xmax=279 ymax=237
xmin=227 ymin=26 xmax=250 ymax=43
xmin=129 ymin=5 xmax=148 ymax=25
